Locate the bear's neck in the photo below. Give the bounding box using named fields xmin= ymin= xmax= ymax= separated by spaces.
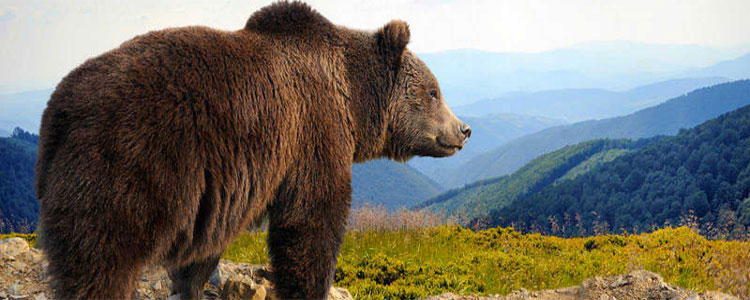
xmin=344 ymin=34 xmax=396 ymax=163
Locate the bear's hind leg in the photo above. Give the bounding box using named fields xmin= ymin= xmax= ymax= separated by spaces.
xmin=41 ymin=196 xmax=155 ymax=299
xmin=43 ymin=233 xmax=146 ymax=300
xmin=168 ymin=254 xmax=221 ymax=300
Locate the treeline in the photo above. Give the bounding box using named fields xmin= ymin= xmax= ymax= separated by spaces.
xmin=0 ymin=128 xmax=39 ymax=233
xmin=484 ymin=105 xmax=750 ymax=238
xmin=415 ymin=138 xmax=658 ymax=223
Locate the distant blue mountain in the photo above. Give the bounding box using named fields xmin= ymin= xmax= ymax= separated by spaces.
xmin=685 ymin=52 xmax=750 ymax=80
xmin=420 ymin=42 xmax=748 ymax=105
xmin=351 ymin=159 xmax=443 ymax=212
xmin=440 ymin=80 xmax=750 ymax=188
xmin=0 ymin=88 xmax=53 ymax=134
xmin=408 ymin=113 xmax=566 ymax=181
xmin=452 ymin=77 xmax=729 ymax=122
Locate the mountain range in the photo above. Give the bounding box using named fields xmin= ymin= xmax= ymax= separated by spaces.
xmin=439 ymin=80 xmax=750 ymax=188
xmin=417 ymin=81 xmax=750 ymax=233
xmin=452 ymin=77 xmax=729 ymax=122
xmin=0 ymin=130 xmax=445 ymax=233
xmin=415 ymin=138 xmax=657 ymax=223
xmin=421 ymin=41 xmax=750 ymax=105
xmin=351 ymin=159 xmax=443 ymax=211
xmin=3 ymin=43 xmax=750 ymax=229
xmin=490 ymin=104 xmax=750 ymax=236
xmin=408 ymin=113 xmax=566 ymax=181
xmin=0 ymin=89 xmax=52 ymax=135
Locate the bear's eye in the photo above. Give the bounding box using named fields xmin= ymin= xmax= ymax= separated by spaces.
xmin=429 ymin=90 xmax=438 ymax=100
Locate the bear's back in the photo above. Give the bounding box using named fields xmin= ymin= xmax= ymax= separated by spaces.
xmin=36 ymin=26 xmax=263 ymax=197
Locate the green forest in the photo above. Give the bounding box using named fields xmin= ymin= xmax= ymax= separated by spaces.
xmin=416 ymin=138 xmax=657 ymax=223
xmin=3 ymin=81 xmax=750 ymax=238
xmin=488 ymin=105 xmax=750 ymax=237
xmin=0 ymin=128 xmax=38 ymax=233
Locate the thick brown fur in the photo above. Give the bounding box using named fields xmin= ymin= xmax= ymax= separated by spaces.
xmin=36 ymin=1 xmax=469 ymax=299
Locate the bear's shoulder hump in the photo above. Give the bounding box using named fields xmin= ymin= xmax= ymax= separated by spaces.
xmin=244 ymin=1 xmax=333 ymax=34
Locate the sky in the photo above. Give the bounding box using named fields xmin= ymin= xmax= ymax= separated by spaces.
xmin=1 ymin=0 xmax=750 ymax=92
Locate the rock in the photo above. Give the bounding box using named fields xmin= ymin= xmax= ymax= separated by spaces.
xmin=220 ymin=274 xmax=264 ymax=300
xmin=8 ymin=282 xmax=23 ymax=296
xmin=610 ymin=277 xmax=629 ymax=288
xmin=253 ymin=286 xmax=267 ymax=300
xmin=210 ymin=262 xmax=239 ymax=288
xmin=0 ymin=238 xmax=29 ymax=258
xmin=700 ymin=291 xmax=741 ymax=300
xmin=422 ymin=270 xmax=741 ymax=300
xmin=28 ymin=249 xmax=43 ymax=264
xmin=165 ymin=293 xmax=182 ymax=300
xmin=328 ymin=287 xmax=352 ymax=300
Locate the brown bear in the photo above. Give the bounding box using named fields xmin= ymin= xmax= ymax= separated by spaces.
xmin=35 ymin=1 xmax=470 ymax=299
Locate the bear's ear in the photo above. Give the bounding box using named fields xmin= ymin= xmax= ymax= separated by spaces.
xmin=376 ymin=20 xmax=410 ymax=66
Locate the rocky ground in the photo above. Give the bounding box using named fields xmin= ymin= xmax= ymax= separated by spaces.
xmin=1 ymin=237 xmax=741 ymax=300
xmin=426 ymin=271 xmax=740 ymax=300
xmin=0 ymin=237 xmax=351 ymax=300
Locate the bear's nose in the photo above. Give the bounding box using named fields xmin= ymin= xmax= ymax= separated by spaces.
xmin=460 ymin=123 xmax=471 ymax=139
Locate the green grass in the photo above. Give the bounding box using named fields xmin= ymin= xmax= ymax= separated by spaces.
xmin=4 ymin=226 xmax=747 ymax=299
xmin=0 ymin=232 xmax=37 ymax=247
xmin=224 ymin=226 xmax=749 ymax=300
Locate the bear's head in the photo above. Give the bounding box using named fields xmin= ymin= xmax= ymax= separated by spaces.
xmin=377 ymin=20 xmax=471 ymax=161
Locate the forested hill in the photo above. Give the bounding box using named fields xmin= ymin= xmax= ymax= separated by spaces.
xmin=415 ymin=138 xmax=658 ymax=223
xmin=0 ymin=131 xmax=442 ymax=233
xmin=487 ymin=105 xmax=750 ymax=237
xmin=0 ymin=128 xmax=38 ymax=233
xmin=443 ymin=80 xmax=750 ymax=188
xmin=351 ymin=159 xmax=443 ymax=212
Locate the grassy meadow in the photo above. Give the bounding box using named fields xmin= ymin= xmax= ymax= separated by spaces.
xmin=223 ymin=204 xmax=750 ymax=299
xmin=3 ymin=206 xmax=749 ymax=300
xmin=225 ymin=224 xmax=749 ymax=300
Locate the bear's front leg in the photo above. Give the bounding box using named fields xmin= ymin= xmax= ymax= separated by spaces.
xmin=267 ymin=171 xmax=351 ymax=299
xmin=168 ymin=254 xmax=221 ymax=300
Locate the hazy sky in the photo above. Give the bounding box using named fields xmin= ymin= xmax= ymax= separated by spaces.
xmin=2 ymin=0 xmax=750 ymax=91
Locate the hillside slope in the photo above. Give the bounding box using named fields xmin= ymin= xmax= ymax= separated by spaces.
xmin=408 ymin=114 xmax=565 ymax=181
xmin=687 ymin=52 xmax=750 ymax=80
xmin=491 ymin=105 xmax=750 ymax=236
xmin=352 ymin=159 xmax=443 ymax=211
xmin=416 ymin=139 xmax=655 ymax=222
xmin=0 ymin=89 xmax=52 ymax=134
xmin=0 ymin=130 xmax=440 ymax=232
xmin=453 ymin=77 xmax=728 ymax=122
xmin=0 ymin=129 xmax=38 ymax=233
xmin=442 ymin=80 xmax=750 ymax=188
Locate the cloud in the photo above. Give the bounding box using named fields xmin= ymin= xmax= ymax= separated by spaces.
xmin=1 ymin=0 xmax=750 ymax=91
